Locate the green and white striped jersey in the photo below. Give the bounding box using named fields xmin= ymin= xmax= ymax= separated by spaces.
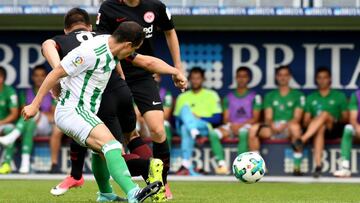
xmin=59 ymin=35 xmax=118 ymax=113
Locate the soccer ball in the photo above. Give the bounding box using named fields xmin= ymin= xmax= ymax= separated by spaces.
xmin=232 ymin=152 xmax=266 ymax=183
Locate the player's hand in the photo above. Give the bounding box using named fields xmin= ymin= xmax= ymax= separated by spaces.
xmin=172 ymin=73 xmax=187 ymax=92
xmin=22 ymin=104 xmax=39 ymax=121
xmin=50 ymin=83 xmax=62 ymax=100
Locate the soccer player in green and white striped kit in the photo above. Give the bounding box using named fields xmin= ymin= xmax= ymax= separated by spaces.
xmin=22 ymin=21 xmax=187 ymax=203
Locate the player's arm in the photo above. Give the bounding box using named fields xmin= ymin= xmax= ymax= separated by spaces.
xmin=264 ymin=108 xmax=274 ymax=125
xmin=222 ymin=97 xmax=230 ymax=123
xmin=164 ymin=29 xmax=182 ymax=72
xmin=42 ymin=39 xmax=62 ymax=99
xmin=290 ymin=108 xmax=303 ymax=124
xmin=22 ymin=66 xmax=67 ymax=120
xmin=131 ymin=54 xmax=187 ymax=90
xmin=244 ymin=94 xmax=262 ymax=125
xmin=42 ymin=39 xmax=60 ymax=69
xmin=0 ymin=108 xmax=18 ymax=125
xmin=340 ymin=94 xmax=349 ymax=123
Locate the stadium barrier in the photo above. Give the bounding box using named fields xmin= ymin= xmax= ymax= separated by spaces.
xmin=0 ymin=135 xmax=359 ymax=176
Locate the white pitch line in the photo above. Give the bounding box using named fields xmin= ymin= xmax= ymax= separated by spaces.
xmin=0 ymin=174 xmax=359 ymax=183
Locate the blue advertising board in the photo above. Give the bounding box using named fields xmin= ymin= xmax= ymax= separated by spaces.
xmin=1 ymin=30 xmax=360 ymax=176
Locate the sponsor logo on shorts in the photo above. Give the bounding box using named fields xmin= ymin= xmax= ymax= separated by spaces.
xmin=152 ymin=101 xmax=162 ymax=105
xmin=144 ymin=11 xmax=155 ymax=23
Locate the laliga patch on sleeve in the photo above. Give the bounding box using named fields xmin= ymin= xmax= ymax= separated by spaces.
xmin=72 ymin=56 xmax=84 ymax=67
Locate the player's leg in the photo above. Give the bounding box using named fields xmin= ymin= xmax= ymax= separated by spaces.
xmin=0 ymin=117 xmax=28 ymax=146
xmin=248 ymin=124 xmax=272 ymax=153
xmin=50 ymin=140 xmax=86 ymax=196
xmin=176 ymin=124 xmax=196 ymax=175
xmin=49 ymin=126 xmax=63 ymax=173
xmin=56 ymin=107 xmax=161 ymax=202
xmin=205 ymin=123 xmax=229 ymax=175
xmin=92 ymin=88 xmax=127 ymax=201
xmin=0 ymin=125 xmax=15 ymax=174
xmin=19 ymin=117 xmax=37 ymax=174
xmin=130 ymin=78 xmax=169 ymax=199
xmin=124 ymin=153 xmax=165 ymax=201
xmin=288 ymin=121 xmax=303 ymax=175
xmin=301 ymin=112 xmax=331 ymax=143
xmin=313 ymin=125 xmax=325 ymax=178
xmin=334 ymin=124 xmax=354 ymax=177
xmin=115 ymin=84 xmax=153 ymax=160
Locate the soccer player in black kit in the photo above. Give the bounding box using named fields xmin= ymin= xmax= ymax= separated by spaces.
xmin=96 ymin=0 xmax=183 ymax=200
xmin=42 ymin=8 xmax=186 ymax=202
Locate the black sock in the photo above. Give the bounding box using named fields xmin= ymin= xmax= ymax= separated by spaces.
xmin=153 ymin=139 xmax=170 ymax=184
xmin=70 ymin=141 xmax=87 ymax=180
xmin=128 ymin=136 xmax=153 ymax=160
xmin=126 ymin=158 xmax=150 ymax=181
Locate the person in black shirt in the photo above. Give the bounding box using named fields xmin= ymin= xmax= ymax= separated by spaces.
xmin=97 ymin=0 xmax=183 ymax=200
xmin=42 ymin=8 xmax=186 ymax=202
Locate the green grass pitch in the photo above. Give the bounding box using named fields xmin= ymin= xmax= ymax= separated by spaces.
xmin=0 ymin=180 xmax=359 ymax=202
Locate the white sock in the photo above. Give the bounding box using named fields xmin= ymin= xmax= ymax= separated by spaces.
xmin=190 ymin=129 xmax=200 ymax=139
xmin=20 ymin=154 xmax=30 ymax=169
xmin=214 ymin=129 xmax=223 ymax=139
xmin=341 ymin=159 xmax=350 ymax=169
xmin=0 ymin=129 xmax=21 ymax=145
xmin=182 ymin=160 xmax=191 ymax=169
xmin=294 ymin=152 xmax=303 ymax=159
xmin=218 ymin=160 xmax=226 ymax=167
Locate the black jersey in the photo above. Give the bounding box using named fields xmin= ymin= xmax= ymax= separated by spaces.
xmin=51 ymin=29 xmax=126 ymax=92
xmin=96 ymin=0 xmax=174 ymax=81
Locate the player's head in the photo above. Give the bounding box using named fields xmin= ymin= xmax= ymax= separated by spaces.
xmin=236 ymin=66 xmax=251 ymax=89
xmin=275 ymin=65 xmax=292 ymax=87
xmin=112 ymin=21 xmax=145 ymax=59
xmin=189 ymin=67 xmax=205 ymax=91
xmin=0 ymin=66 xmax=6 ymax=85
xmin=31 ymin=65 xmax=48 ymax=88
xmin=315 ymin=66 xmax=331 ymax=90
xmin=64 ymin=7 xmax=92 ymax=34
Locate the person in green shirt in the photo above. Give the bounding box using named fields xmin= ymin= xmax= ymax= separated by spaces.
xmin=298 ymin=67 xmax=348 ymax=178
xmin=248 ymin=66 xmax=305 ymax=176
xmin=0 ymin=66 xmax=19 ymax=134
xmin=173 ymin=67 xmax=223 ymax=176
xmin=333 ymin=90 xmax=360 ymax=177
xmin=214 ymin=67 xmax=262 ymax=175
xmin=0 ymin=65 xmax=59 ymax=174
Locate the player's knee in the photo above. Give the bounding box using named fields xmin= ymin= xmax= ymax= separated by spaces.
xmin=288 ymin=122 xmax=301 ymax=132
xmin=101 ymin=140 xmax=123 ymax=155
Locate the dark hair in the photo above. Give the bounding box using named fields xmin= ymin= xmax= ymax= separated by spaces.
xmin=275 ymin=65 xmax=292 ymax=75
xmin=64 ymin=7 xmax=91 ymax=29
xmin=112 ymin=21 xmax=145 ymax=48
xmin=236 ymin=66 xmax=251 ymax=78
xmin=0 ymin=66 xmax=6 ymax=80
xmin=32 ymin=65 xmax=48 ymax=75
xmin=189 ymin=67 xmax=205 ymax=78
xmin=316 ymin=66 xmax=331 ymax=77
